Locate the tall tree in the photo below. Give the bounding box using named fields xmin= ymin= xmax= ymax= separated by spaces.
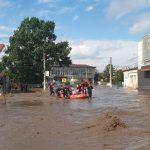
xmin=2 ymin=17 xmax=72 ymax=84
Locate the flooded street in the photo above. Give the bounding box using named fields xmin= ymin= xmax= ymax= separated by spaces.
xmin=0 ymin=86 xmax=150 ymax=150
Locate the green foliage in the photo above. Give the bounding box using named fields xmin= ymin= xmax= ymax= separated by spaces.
xmin=102 ymin=64 xmax=124 ymax=84
xmin=2 ymin=17 xmax=72 ymax=84
xmin=103 ymin=64 xmax=115 ymax=82
xmin=114 ymin=70 xmax=124 ymax=82
xmin=94 ymin=71 xmax=104 ymax=83
xmin=94 ymin=72 xmax=99 ymax=83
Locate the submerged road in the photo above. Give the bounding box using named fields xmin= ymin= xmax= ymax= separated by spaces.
xmin=0 ymin=86 xmax=150 ymax=150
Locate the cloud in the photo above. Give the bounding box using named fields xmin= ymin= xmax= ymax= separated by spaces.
xmin=106 ymin=0 xmax=150 ymax=19
xmin=0 ymin=33 xmax=10 ymax=38
xmin=77 ymin=0 xmax=100 ymax=3
xmin=37 ymin=10 xmax=51 ymax=18
xmin=73 ymin=15 xmax=79 ymax=21
xmin=0 ymin=25 xmax=16 ymax=43
xmin=0 ymin=13 xmax=6 ymax=18
xmin=69 ymin=40 xmax=137 ymax=71
xmin=60 ymin=7 xmax=75 ymax=14
xmin=37 ymin=0 xmax=54 ymax=4
xmin=85 ymin=6 xmax=94 ymax=12
xmin=129 ymin=13 xmax=150 ymax=34
xmin=129 ymin=20 xmax=150 ymax=35
xmin=0 ymin=0 xmax=10 ymax=8
xmin=0 ymin=25 xmax=16 ymax=32
xmin=55 ymin=24 xmax=62 ymax=30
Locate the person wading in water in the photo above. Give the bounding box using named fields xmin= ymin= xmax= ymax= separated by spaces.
xmin=87 ymin=83 xmax=93 ymax=98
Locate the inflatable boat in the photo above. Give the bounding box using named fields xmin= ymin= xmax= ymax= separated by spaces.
xmin=69 ymin=93 xmax=88 ymax=99
xmin=57 ymin=93 xmax=88 ymax=99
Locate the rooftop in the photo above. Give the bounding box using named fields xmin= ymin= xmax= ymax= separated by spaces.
xmin=123 ymin=67 xmax=138 ymax=72
xmin=0 ymin=44 xmax=5 ymax=52
xmin=54 ymin=64 xmax=96 ymax=68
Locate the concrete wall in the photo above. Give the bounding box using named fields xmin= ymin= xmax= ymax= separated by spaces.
xmin=138 ymin=70 xmax=150 ymax=90
xmin=124 ymin=70 xmax=138 ymax=89
xmin=138 ymin=40 xmax=143 ymax=69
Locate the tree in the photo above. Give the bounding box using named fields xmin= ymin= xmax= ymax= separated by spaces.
xmin=103 ymin=64 xmax=115 ymax=82
xmin=94 ymin=70 xmax=104 ymax=84
xmin=2 ymin=17 xmax=72 ymax=84
xmin=94 ymin=72 xmax=99 ymax=84
xmin=114 ymin=70 xmax=124 ymax=82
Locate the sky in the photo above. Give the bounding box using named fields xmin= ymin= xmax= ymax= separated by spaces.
xmin=0 ymin=0 xmax=150 ymax=71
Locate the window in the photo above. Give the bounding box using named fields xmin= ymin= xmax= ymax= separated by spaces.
xmin=144 ymin=71 xmax=150 ymax=78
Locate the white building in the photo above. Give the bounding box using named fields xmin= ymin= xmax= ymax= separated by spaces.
xmin=123 ymin=68 xmax=138 ymax=89
xmin=138 ymin=34 xmax=150 ymax=90
xmin=123 ymin=33 xmax=150 ymax=90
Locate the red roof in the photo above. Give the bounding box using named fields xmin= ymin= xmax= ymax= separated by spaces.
xmin=0 ymin=44 xmax=5 ymax=52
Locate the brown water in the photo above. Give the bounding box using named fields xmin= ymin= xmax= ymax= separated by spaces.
xmin=0 ymin=86 xmax=150 ymax=150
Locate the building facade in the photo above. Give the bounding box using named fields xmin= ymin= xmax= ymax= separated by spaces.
xmin=50 ymin=64 xmax=96 ymax=84
xmin=123 ymin=68 xmax=138 ymax=89
xmin=138 ymin=34 xmax=150 ymax=90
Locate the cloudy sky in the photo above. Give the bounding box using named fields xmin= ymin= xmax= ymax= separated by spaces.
xmin=0 ymin=0 xmax=150 ymax=71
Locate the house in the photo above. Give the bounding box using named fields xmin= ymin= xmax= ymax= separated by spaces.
xmin=138 ymin=34 xmax=150 ymax=90
xmin=123 ymin=33 xmax=150 ymax=90
xmin=0 ymin=44 xmax=5 ymax=52
xmin=50 ymin=64 xmax=96 ymax=84
xmin=123 ymin=67 xmax=138 ymax=89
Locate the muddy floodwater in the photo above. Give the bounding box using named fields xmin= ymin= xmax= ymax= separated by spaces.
xmin=0 ymin=86 xmax=150 ymax=150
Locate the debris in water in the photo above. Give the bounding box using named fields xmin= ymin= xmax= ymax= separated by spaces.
xmin=103 ymin=114 xmax=127 ymax=131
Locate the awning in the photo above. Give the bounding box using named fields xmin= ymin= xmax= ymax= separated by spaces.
xmin=141 ymin=65 xmax=150 ymax=71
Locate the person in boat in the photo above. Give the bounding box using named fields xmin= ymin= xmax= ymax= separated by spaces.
xmin=67 ymin=86 xmax=72 ymax=95
xmin=62 ymin=86 xmax=70 ymax=98
xmin=72 ymin=87 xmax=77 ymax=95
xmin=87 ymin=84 xmax=93 ymax=98
xmin=55 ymin=85 xmax=62 ymax=97
xmin=77 ymin=84 xmax=82 ymax=94
xmin=81 ymin=84 xmax=87 ymax=94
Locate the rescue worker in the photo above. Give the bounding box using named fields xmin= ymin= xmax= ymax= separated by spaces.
xmin=87 ymin=84 xmax=93 ymax=98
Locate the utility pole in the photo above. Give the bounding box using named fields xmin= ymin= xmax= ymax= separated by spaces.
xmin=85 ymin=67 xmax=87 ymax=80
xmin=109 ymin=57 xmax=112 ymax=88
xmin=43 ymin=52 xmax=46 ymax=90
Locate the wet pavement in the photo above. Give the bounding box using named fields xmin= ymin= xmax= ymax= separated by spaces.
xmin=0 ymin=86 xmax=150 ymax=150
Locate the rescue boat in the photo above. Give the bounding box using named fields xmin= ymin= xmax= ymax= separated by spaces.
xmin=69 ymin=93 xmax=88 ymax=99
xmin=57 ymin=93 xmax=88 ymax=99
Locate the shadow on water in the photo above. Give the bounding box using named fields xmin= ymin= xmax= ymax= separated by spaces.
xmin=11 ymin=100 xmax=43 ymax=107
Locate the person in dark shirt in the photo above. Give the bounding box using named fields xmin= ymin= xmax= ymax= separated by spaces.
xmin=62 ymin=86 xmax=70 ymax=98
xmin=87 ymin=84 xmax=93 ymax=98
xmin=55 ymin=86 xmax=62 ymax=97
xmin=49 ymin=83 xmax=54 ymax=95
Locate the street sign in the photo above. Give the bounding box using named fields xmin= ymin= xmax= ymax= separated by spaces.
xmin=62 ymin=78 xmax=67 ymax=83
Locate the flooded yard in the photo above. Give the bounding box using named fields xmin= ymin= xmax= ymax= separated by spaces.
xmin=0 ymin=86 xmax=150 ymax=150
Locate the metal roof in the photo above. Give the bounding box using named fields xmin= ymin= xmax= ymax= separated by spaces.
xmin=54 ymin=64 xmax=96 ymax=68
